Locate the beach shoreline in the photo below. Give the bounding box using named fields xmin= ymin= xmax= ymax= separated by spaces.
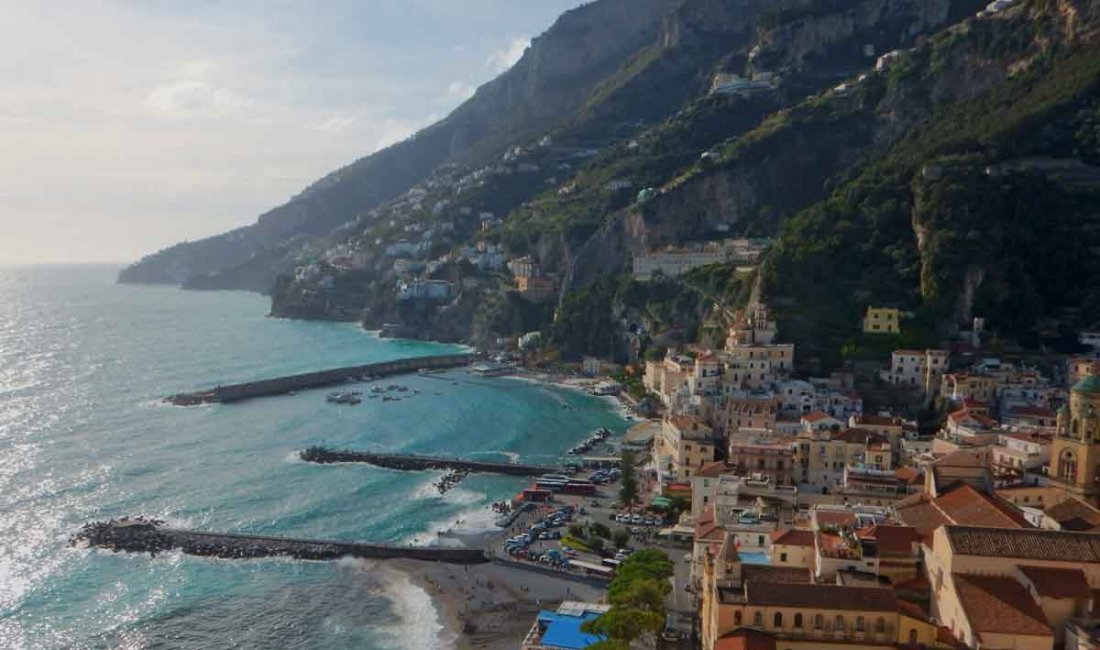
xmin=390 ymin=556 xmax=606 ymax=650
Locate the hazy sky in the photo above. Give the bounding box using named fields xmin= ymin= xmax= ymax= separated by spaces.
xmin=0 ymin=1 xmax=586 ymax=264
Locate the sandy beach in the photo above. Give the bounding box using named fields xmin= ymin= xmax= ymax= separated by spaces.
xmin=391 ymin=557 xmax=606 ymax=650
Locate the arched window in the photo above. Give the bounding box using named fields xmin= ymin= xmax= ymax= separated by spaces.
xmin=1061 ymin=449 xmax=1079 ymax=483
xmin=774 ymin=612 xmax=783 ymax=628
xmin=794 ymin=613 xmax=803 ymax=628
xmin=855 ymin=616 xmax=865 ymax=631
xmin=734 ymin=611 xmax=742 ymax=625
xmin=908 ymin=629 xmax=918 ymax=643
xmin=835 ymin=615 xmax=845 ymax=630
xmin=754 ymin=611 xmax=763 ymax=627
xmin=875 ymin=617 xmax=886 ymax=633
xmin=814 ymin=615 xmax=824 ymax=629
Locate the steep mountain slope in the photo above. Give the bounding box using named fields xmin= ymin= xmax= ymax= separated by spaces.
xmin=117 ymin=0 xmax=676 ymax=291
xmin=549 ymin=0 xmax=1100 ymax=364
xmin=264 ymin=0 xmax=993 ymax=352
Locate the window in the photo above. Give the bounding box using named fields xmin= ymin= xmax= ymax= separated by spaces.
xmin=780 ymin=553 xmax=788 ymax=562
xmin=794 ymin=613 xmax=803 ymax=628
xmin=855 ymin=616 xmax=864 ymax=632
xmin=908 ymin=629 xmax=918 ymax=643
xmin=814 ymin=615 xmax=824 ymax=629
xmin=754 ymin=611 xmax=763 ymax=627
xmin=774 ymin=613 xmax=783 ymax=628
xmin=835 ymin=616 xmax=845 ymax=630
xmin=875 ymin=617 xmax=886 ymax=633
xmin=734 ymin=611 xmax=742 ymax=625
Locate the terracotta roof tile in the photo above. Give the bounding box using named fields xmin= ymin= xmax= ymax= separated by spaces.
xmin=694 ymin=461 xmax=728 ymax=478
xmin=953 ymin=574 xmax=1052 ymax=638
xmin=744 ymin=582 xmax=897 ymax=612
xmin=715 ymin=628 xmax=776 ymax=650
xmin=863 ymin=525 xmax=919 ymax=556
xmin=854 ymin=414 xmax=905 ymax=427
xmin=1045 ymin=496 xmax=1100 ymax=532
xmin=933 ymin=484 xmax=1030 ymax=528
xmin=946 ymin=525 xmax=1100 ymax=562
xmin=742 ymin=564 xmax=811 ymax=584
xmin=895 ymin=495 xmax=951 ymax=535
xmin=1017 ymin=565 xmax=1091 ymax=599
xmin=894 ymin=466 xmax=924 ymax=485
xmin=770 ymin=529 xmax=815 ymax=547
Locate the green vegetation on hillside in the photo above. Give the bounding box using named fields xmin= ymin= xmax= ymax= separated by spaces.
xmin=763 ymin=44 xmax=1100 ymax=367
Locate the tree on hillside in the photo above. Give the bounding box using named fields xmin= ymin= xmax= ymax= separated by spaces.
xmin=619 ymin=449 xmax=639 ymax=507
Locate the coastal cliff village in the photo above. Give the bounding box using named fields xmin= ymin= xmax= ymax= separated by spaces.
xmin=103 ymin=0 xmax=1100 ymax=647
xmin=508 ymin=299 xmax=1100 ymax=650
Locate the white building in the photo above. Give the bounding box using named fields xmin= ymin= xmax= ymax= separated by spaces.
xmin=883 ymin=349 xmax=950 ymax=397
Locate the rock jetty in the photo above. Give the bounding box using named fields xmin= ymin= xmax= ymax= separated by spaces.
xmin=167 ymin=353 xmax=475 ymax=405
xmin=299 ymin=447 xmax=557 ymax=476
xmin=72 ymin=518 xmax=488 ymax=564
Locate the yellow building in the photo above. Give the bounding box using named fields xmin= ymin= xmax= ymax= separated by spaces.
xmin=1050 ymin=375 xmax=1100 ymax=500
xmin=927 ymin=525 xmax=1100 ymax=649
xmin=863 ymin=307 xmax=901 ymax=334
xmin=769 ymin=529 xmax=815 ymax=570
xmin=655 ymin=416 xmax=716 ymax=480
xmin=698 ymin=531 xmax=949 ymax=650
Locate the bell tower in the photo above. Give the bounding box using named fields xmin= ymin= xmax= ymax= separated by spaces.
xmin=1051 ymin=376 xmax=1100 ymax=499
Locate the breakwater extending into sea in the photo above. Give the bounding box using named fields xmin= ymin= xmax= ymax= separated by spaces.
xmin=75 ymin=519 xmax=489 ymax=563
xmin=167 ymin=353 xmax=475 ymax=405
xmin=299 ymin=447 xmax=559 ymax=475
xmin=0 ymin=266 xmax=629 ymax=650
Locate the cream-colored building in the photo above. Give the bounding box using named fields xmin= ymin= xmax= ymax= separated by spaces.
xmin=793 ymin=427 xmax=890 ymax=489
xmin=770 ymin=528 xmax=815 ymax=570
xmin=928 ymin=525 xmax=1100 ymax=649
xmin=698 ymin=530 xmax=949 ymax=650
xmin=884 ymin=349 xmax=949 ymax=398
xmin=655 ymin=416 xmax=716 ymax=480
xmin=715 ymin=398 xmax=778 ymax=437
xmin=643 ymin=354 xmax=693 ymax=409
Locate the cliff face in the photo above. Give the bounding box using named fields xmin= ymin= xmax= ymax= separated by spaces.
xmin=566 ymin=0 xmax=986 ymax=291
xmin=118 ymin=0 xmax=676 ymax=291
xmin=756 ymin=0 xmax=1100 ymax=366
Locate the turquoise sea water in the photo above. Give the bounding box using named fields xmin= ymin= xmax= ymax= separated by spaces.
xmin=0 ymin=266 xmax=628 ymax=649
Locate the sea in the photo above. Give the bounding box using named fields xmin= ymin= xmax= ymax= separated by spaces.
xmin=0 ymin=265 xmax=629 ymax=650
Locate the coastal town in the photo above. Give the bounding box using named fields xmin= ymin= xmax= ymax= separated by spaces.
xmin=469 ymin=298 xmax=1100 ymax=650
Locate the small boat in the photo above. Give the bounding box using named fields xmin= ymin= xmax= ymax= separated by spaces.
xmin=326 ymin=391 xmax=362 ymax=405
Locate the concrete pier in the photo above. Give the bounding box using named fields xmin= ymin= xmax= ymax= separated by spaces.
xmin=300 ymin=447 xmax=558 ymax=476
xmin=73 ymin=519 xmax=488 ymax=564
xmin=167 ymin=353 xmax=475 ymax=405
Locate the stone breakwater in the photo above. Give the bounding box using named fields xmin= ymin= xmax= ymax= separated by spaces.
xmin=299 ymin=447 xmax=558 ymax=476
xmin=167 ymin=353 xmax=476 ymax=405
xmin=72 ymin=518 xmax=489 ymax=564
